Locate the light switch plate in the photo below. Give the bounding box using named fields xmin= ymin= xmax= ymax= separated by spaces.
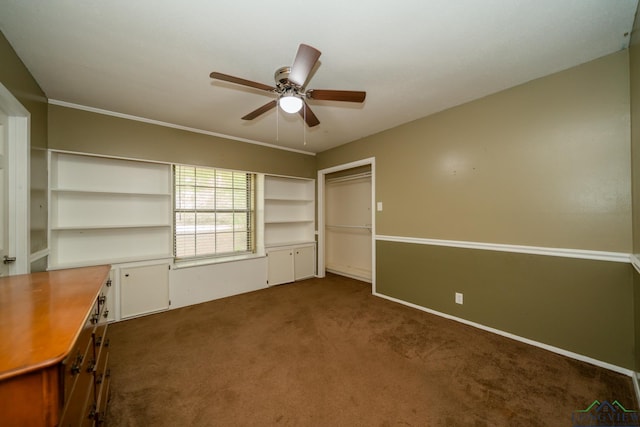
xmin=377 ymin=202 xmax=383 ymax=211
xmin=455 ymin=292 xmax=463 ymax=304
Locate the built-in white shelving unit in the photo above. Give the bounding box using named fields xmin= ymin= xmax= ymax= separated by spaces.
xmin=48 ymin=151 xmax=173 ymax=269
xmin=264 ymin=175 xmax=316 ymax=285
xmin=264 ymin=175 xmax=315 ymax=247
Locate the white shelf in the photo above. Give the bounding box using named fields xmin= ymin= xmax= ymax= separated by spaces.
xmin=51 ymin=224 xmax=171 ymax=231
xmin=264 ymin=175 xmax=314 ymax=201
xmin=263 ymin=175 xmax=315 ymax=251
xmin=48 ymin=151 xmax=174 ymax=270
xmin=49 ymin=255 xmax=174 ymax=271
xmin=51 ymin=188 xmax=171 ymax=197
xmin=51 ymin=151 xmax=170 ymax=194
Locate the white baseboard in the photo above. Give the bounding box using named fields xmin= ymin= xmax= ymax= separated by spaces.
xmin=373 ymin=291 xmax=635 ymax=378
xmin=326 ymin=268 xmax=372 ymax=283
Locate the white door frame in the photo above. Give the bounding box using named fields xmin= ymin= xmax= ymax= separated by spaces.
xmin=317 ymin=157 xmax=376 ymax=292
xmin=0 ymin=83 xmax=30 ymax=275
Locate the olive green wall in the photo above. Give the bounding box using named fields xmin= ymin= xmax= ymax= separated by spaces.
xmin=319 ymin=51 xmax=635 ymax=369
xmin=0 ymin=31 xmax=48 ymax=257
xmin=0 ymin=32 xmax=47 ymax=150
xmin=377 ymin=241 xmax=634 ymax=368
xmin=48 ymin=104 xmax=316 ymax=178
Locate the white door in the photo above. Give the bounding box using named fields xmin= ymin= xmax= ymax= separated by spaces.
xmin=0 ymin=109 xmax=9 ymax=277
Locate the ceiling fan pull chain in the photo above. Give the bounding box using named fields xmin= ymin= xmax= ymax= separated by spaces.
xmin=276 ymin=99 xmax=279 ymax=142
xmin=303 ymin=103 xmax=307 ymax=146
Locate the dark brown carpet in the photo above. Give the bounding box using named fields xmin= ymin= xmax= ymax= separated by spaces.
xmin=106 ymin=274 xmax=636 ymax=426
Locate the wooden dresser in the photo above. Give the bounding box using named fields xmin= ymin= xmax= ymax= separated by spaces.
xmin=0 ymin=265 xmax=112 ymax=426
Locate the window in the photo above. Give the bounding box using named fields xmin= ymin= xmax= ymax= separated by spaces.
xmin=174 ymin=165 xmax=255 ymax=260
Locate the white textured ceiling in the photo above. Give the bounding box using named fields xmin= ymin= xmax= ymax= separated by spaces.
xmin=0 ymin=1 xmax=638 ymax=154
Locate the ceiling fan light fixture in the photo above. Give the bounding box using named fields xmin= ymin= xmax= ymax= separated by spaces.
xmin=279 ymin=95 xmax=303 ymax=114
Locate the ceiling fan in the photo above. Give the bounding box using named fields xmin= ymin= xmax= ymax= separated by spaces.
xmin=209 ymin=44 xmax=366 ymax=127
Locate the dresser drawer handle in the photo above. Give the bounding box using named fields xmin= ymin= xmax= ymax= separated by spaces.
xmin=87 ymin=359 xmax=96 ymax=372
xmin=71 ymin=363 xmax=81 ymax=375
xmin=70 ymin=353 xmax=83 ymax=375
xmin=88 ymin=403 xmax=97 ymax=421
xmin=95 ymin=336 xmax=110 ymax=347
xmin=95 ymin=372 xmax=104 ymax=385
xmin=106 ymin=278 xmax=112 ymax=287
xmin=98 ymin=295 xmax=106 ymax=304
xmin=103 ymin=309 xmax=109 ymax=318
xmin=90 ymin=313 xmax=99 ymax=324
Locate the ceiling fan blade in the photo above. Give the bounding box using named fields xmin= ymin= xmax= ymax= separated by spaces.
xmin=307 ymin=89 xmax=366 ymax=103
xmin=210 ymin=72 xmax=276 ymax=92
xmin=299 ymin=101 xmax=320 ymax=127
xmin=288 ymin=44 xmax=321 ymax=87
xmin=242 ymin=100 xmax=277 ymax=120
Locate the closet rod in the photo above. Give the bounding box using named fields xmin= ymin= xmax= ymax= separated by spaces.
xmin=325 ymin=172 xmax=371 ymax=184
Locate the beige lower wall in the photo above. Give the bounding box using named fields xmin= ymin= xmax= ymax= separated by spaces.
xmin=48 ymin=104 xmax=317 ymax=179
xmin=377 ymin=240 xmax=635 ymax=369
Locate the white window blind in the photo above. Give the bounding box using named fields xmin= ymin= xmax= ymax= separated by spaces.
xmin=174 ymin=165 xmax=255 ymax=260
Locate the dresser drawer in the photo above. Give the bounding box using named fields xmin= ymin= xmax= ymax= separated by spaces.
xmin=59 ymin=338 xmax=94 ymax=426
xmin=60 ymin=324 xmax=93 ymax=409
xmin=94 ymin=352 xmax=111 ymax=426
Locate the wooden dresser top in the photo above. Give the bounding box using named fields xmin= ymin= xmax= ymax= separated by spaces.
xmin=0 ymin=265 xmax=111 ymax=380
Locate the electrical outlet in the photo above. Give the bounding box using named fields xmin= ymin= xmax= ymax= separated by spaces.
xmin=455 ymin=292 xmax=464 ymax=305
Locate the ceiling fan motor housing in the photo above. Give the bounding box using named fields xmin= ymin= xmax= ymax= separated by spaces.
xmin=275 ymin=66 xmax=298 ymax=91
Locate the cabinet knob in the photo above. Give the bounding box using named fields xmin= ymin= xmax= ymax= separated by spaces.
xmin=125 ymin=273 xmax=130 ymax=277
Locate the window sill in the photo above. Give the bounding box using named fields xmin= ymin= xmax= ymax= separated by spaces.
xmin=172 ymin=252 xmax=266 ymax=270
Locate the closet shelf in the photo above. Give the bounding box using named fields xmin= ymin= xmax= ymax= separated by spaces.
xmin=326 ymin=224 xmax=372 ymax=232
xmin=265 ymin=240 xmax=316 ymax=249
xmin=264 ymin=197 xmax=314 ymax=202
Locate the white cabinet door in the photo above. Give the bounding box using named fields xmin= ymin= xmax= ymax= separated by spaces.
xmin=294 ymin=245 xmax=315 ymax=280
xmin=267 ymin=248 xmax=294 ymax=286
xmin=120 ymin=264 xmax=169 ymax=318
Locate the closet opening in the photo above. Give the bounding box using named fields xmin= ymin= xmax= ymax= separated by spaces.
xmin=317 ymin=158 xmax=375 ymax=290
